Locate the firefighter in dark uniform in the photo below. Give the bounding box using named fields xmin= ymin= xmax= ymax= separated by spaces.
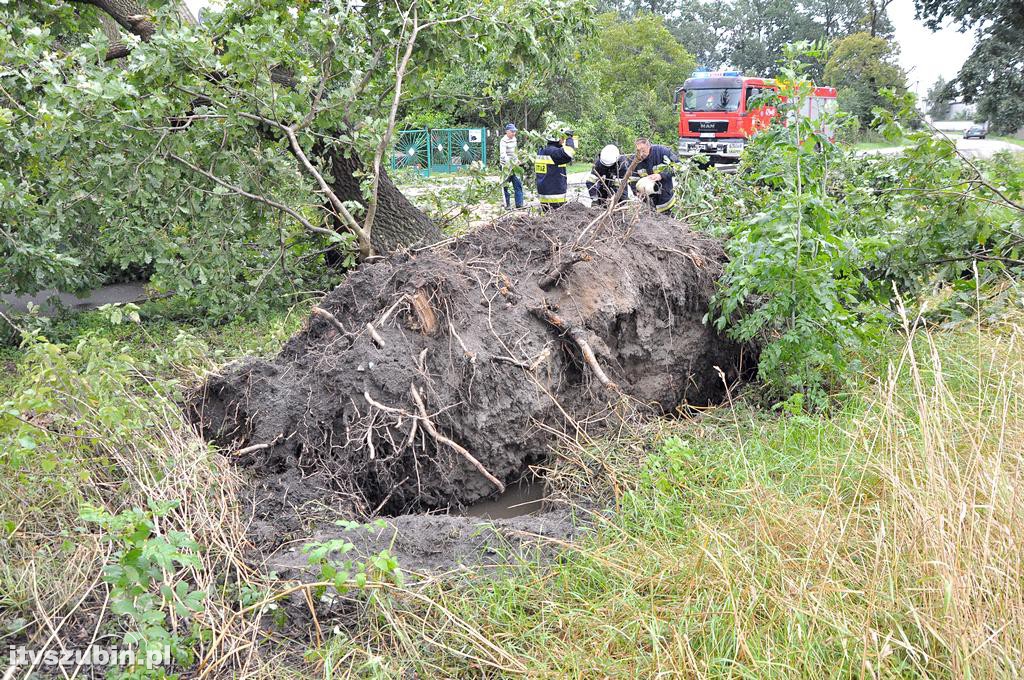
xmin=586 ymin=144 xmax=632 ymax=207
xmin=631 ymin=137 xmax=678 ymax=214
xmin=535 ymin=124 xmax=576 ymax=211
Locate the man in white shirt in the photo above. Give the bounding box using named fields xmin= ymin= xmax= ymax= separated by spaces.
xmin=499 ymin=123 xmax=524 ymax=209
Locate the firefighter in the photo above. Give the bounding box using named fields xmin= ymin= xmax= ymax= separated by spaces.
xmin=586 ymin=144 xmax=631 ymax=207
xmin=631 ymin=137 xmax=678 ymax=214
xmin=535 ymin=123 xmax=576 ymax=211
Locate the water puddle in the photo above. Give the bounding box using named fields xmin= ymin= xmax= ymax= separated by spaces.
xmin=458 ymin=474 xmax=547 ymax=519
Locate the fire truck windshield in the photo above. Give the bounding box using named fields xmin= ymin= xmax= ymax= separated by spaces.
xmin=683 ymin=88 xmax=742 ymax=112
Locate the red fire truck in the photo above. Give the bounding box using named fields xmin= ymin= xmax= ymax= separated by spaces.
xmin=677 ymin=70 xmax=838 ymax=168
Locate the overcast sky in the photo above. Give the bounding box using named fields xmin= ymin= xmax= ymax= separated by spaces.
xmin=887 ymin=0 xmax=974 ymax=99
xmin=182 ymin=0 xmax=974 ymax=100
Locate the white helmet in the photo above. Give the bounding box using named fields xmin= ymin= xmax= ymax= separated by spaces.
xmin=635 ymin=175 xmax=658 ymax=196
xmin=599 ymin=144 xmax=619 ymax=167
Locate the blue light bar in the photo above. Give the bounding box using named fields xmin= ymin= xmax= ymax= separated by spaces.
xmin=722 ymin=70 xmax=741 ymax=77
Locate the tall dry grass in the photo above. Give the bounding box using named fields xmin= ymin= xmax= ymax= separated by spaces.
xmin=4 ymin=310 xmax=1022 ymax=678
xmin=0 ymin=332 xmax=299 ymax=678
xmin=326 ymin=314 xmax=1024 ymax=678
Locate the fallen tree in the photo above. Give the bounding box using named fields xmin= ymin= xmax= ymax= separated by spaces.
xmin=190 ymin=205 xmax=752 ymax=522
xmin=3 ymin=1 xmax=591 ymax=322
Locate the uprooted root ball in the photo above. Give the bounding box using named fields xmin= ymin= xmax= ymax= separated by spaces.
xmin=189 ymin=204 xmax=751 ymax=525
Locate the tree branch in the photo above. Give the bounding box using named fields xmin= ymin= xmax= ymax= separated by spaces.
xmin=238 ymin=112 xmax=372 ymax=254
xmin=918 ymin=117 xmax=1024 ymax=213
xmin=167 ymin=152 xmax=340 ymax=240
xmin=363 ymin=3 xmax=420 ymax=239
xmin=362 ymin=6 xmax=479 ymax=239
xmin=70 ymin=0 xmax=195 ymax=60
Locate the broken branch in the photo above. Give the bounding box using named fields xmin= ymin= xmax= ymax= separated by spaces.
xmin=169 ymin=153 xmax=339 ymax=240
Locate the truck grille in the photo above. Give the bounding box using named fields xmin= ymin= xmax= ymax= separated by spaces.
xmin=688 ymin=120 xmax=728 ymax=134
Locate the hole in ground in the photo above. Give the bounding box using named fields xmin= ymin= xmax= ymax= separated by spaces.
xmin=454 ymin=470 xmax=547 ymax=520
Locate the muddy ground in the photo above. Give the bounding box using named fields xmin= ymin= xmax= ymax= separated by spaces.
xmin=191 ymin=203 xmax=750 ymax=569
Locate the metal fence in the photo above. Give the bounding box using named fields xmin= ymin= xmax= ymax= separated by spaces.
xmin=391 ymin=128 xmax=487 ymax=177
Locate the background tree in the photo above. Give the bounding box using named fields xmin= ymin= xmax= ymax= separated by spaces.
xmin=823 ymin=32 xmax=908 ymax=126
xmin=605 ymin=0 xmax=892 ymax=81
xmin=580 ymin=13 xmax=695 ymax=146
xmin=863 ymin=0 xmax=894 ymax=37
xmin=956 ymin=33 xmax=1024 ymax=133
xmin=915 ymin=0 xmax=1024 ymax=134
xmin=803 ymin=0 xmax=876 ymax=40
xmin=727 ymin=0 xmax=818 ymax=76
xmin=924 ymin=75 xmax=953 ymax=119
xmin=669 ymin=2 xmax=737 ymax=69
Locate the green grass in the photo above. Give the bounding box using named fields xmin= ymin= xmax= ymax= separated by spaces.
xmin=318 ymin=317 xmax=1024 ymax=678
xmin=991 ymin=135 xmax=1024 ymax=148
xmin=3 ymin=298 xmax=1023 ymax=678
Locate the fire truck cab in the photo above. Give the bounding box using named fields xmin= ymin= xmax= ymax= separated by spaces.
xmin=677 ymin=70 xmax=837 ymax=168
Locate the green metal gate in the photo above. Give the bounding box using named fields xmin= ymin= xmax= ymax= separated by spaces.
xmin=391 ymin=127 xmax=487 ymax=177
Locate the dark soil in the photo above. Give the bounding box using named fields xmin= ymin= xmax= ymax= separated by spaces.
xmin=266 ymin=507 xmax=584 ymax=578
xmin=189 ymin=204 xmax=750 ymax=550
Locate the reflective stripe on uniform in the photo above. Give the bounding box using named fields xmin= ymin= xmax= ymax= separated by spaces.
xmin=538 ymin=193 xmax=567 ymax=203
xmin=655 ymin=194 xmax=676 ymax=213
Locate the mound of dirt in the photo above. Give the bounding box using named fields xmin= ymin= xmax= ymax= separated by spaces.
xmin=189 ymin=204 xmax=750 ymax=531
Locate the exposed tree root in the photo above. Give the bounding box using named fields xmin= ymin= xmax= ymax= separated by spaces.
xmin=190 ymin=204 xmax=753 ymax=528
xmin=530 ymin=305 xmax=620 ymax=393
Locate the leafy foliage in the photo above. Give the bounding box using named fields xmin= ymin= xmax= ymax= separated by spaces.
xmin=823 ymin=32 xmax=907 ymax=127
xmin=579 ymin=13 xmax=695 ymax=145
xmin=303 ymin=520 xmax=404 ymax=598
xmin=80 ymin=500 xmax=207 ymax=674
xmin=711 ymin=43 xmax=884 ymax=406
xmin=1 ymin=0 xmax=593 ymax=317
xmin=915 ymin=0 xmax=1024 ymax=135
xmin=609 ymin=0 xmax=894 ymax=77
xmin=707 ymin=44 xmax=1024 ymax=407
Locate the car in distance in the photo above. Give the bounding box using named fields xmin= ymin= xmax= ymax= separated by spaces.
xmin=963 ymin=125 xmax=987 ymax=139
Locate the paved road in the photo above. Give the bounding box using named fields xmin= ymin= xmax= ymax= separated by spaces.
xmin=955 ymin=138 xmax=1023 ymax=159
xmin=861 ymin=137 xmax=1024 ymax=159
xmin=0 ymin=281 xmax=150 ymax=316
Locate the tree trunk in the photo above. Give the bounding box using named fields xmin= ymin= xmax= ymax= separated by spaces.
xmin=320 ymin=145 xmax=442 ymax=255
